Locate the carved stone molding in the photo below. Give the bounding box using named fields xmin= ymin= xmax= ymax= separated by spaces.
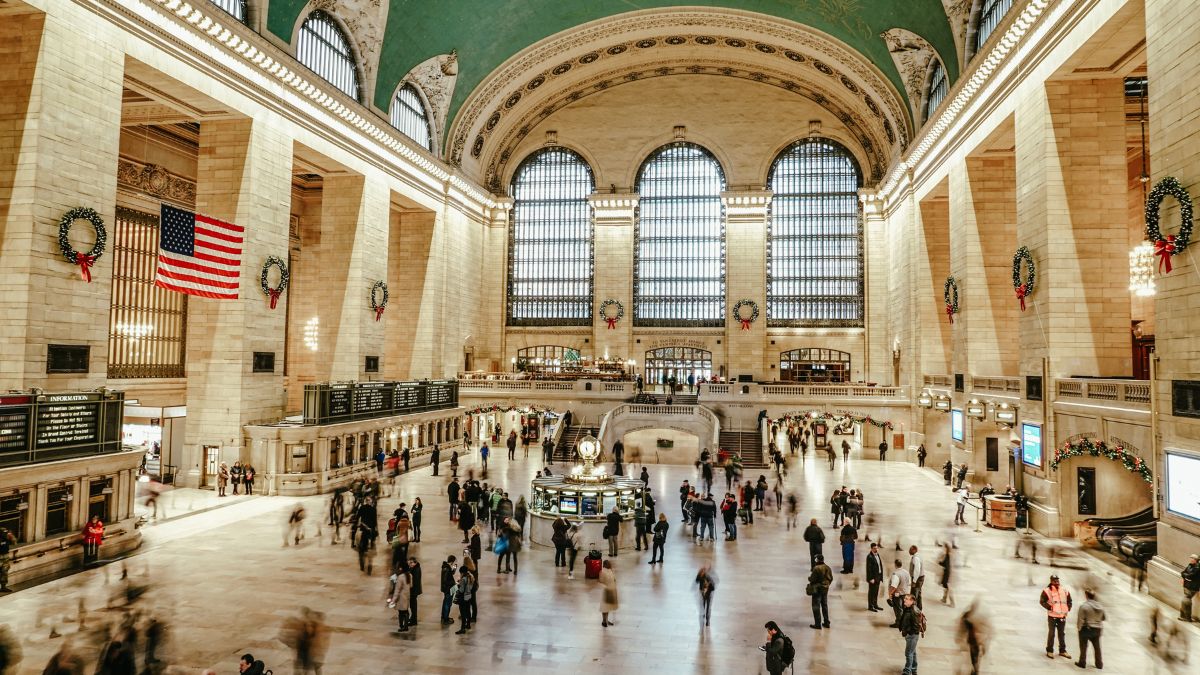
xmin=881 ymin=28 xmax=940 ymax=123
xmin=405 ymin=51 xmax=459 ymax=151
xmin=449 ymin=8 xmax=911 ymax=181
xmin=310 ymin=0 xmax=387 ymax=86
xmin=117 ymin=158 xmax=196 ymax=205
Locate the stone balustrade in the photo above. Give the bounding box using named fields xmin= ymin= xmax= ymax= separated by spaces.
xmin=1055 ymin=378 xmax=1150 ymax=409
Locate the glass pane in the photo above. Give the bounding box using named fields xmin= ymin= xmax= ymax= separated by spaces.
xmin=391 ymin=84 xmax=433 ymax=151
xmin=297 ymin=11 xmax=360 ymax=100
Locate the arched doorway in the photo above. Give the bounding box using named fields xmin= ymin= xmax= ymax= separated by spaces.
xmin=644 ymin=346 xmax=712 ymax=388
xmin=779 ymin=348 xmax=850 ymax=383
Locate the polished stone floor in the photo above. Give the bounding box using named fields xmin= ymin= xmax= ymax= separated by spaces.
xmin=2 ymin=447 xmax=1196 ymax=674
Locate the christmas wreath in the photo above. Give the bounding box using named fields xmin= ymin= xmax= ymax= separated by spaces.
xmin=370 ymin=280 xmax=389 ymax=321
xmin=1011 ymin=246 xmax=1035 ymax=311
xmin=260 ymin=256 xmax=289 ymax=309
xmin=599 ymin=299 xmax=624 ymax=329
xmin=943 ymin=276 xmax=959 ymax=324
xmin=58 ymin=207 xmax=107 ymax=283
xmin=732 ymin=299 xmax=759 ymax=330
xmin=1050 ymin=438 xmax=1152 ymax=484
xmin=1145 ymin=176 xmax=1193 ymax=274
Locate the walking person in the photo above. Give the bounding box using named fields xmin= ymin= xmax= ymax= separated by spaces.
xmin=567 ymin=523 xmax=582 ymax=578
xmin=1181 ymin=553 xmax=1200 ymax=621
xmin=552 ymin=515 xmax=570 ymax=568
xmin=1040 ymin=574 xmax=1073 ymax=660
xmin=841 ymin=439 xmax=850 ymax=463
xmin=866 ymin=542 xmax=885 ymax=611
xmin=696 ymin=566 xmax=717 ymax=627
xmin=479 ymin=444 xmax=490 ymax=474
xmin=803 ymin=518 xmax=825 ymax=564
xmin=897 ymin=594 xmax=922 ymax=675
xmin=599 ymin=560 xmax=619 ymax=627
xmin=1075 ymin=589 xmax=1105 ymax=669
xmin=808 ymin=555 xmax=833 ymax=629
xmin=888 ymin=559 xmax=912 ymax=627
xmin=939 ymin=543 xmax=955 ymax=606
xmin=762 ymin=621 xmax=792 ymax=675
xmin=648 ymin=513 xmax=668 ymax=565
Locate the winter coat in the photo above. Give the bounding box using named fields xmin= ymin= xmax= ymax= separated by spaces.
xmin=599 ymin=568 xmax=619 ymax=613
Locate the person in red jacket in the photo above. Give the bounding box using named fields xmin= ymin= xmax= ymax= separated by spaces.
xmin=82 ymin=515 xmax=104 ymax=564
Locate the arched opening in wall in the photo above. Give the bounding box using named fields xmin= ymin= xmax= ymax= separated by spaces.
xmin=644 ymin=347 xmax=712 ymax=389
xmin=779 ymin=348 xmax=851 ymax=383
xmin=516 ymin=345 xmax=582 ymax=375
xmin=622 ymin=428 xmax=699 ymax=466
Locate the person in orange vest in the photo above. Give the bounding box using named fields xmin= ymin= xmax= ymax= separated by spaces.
xmin=82 ymin=515 xmax=105 ymax=565
xmin=1039 ymin=574 xmax=1073 ymax=659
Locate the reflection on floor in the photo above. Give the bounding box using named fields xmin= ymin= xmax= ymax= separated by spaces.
xmin=2 ymin=451 xmax=1196 ymax=674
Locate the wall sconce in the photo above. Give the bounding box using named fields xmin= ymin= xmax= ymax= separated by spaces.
xmin=933 ymin=395 xmax=951 ymax=411
xmin=1129 ymin=242 xmax=1156 ymax=296
xmin=917 ymin=391 xmax=933 ymax=408
xmin=966 ymin=399 xmax=987 ymax=419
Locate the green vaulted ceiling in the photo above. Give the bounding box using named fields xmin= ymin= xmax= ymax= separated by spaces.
xmin=266 ymin=0 xmax=959 ymax=130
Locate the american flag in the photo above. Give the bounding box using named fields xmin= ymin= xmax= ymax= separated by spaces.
xmin=155 ymin=204 xmax=243 ymax=299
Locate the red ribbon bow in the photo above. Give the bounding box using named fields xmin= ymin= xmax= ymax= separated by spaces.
xmin=267 ymin=289 xmax=282 ymax=309
xmin=375 ymin=306 xmax=385 ymax=322
xmin=1155 ymin=236 xmax=1176 ymax=274
xmin=74 ymin=252 xmax=95 ymax=283
xmin=605 ymin=317 xmax=617 ymax=329
xmin=1015 ymin=283 xmax=1027 ymax=311
xmin=945 ymin=303 xmax=954 ymax=324
xmin=740 ymin=319 xmax=752 ymax=330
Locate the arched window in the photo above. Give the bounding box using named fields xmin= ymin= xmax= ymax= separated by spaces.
xmin=507 ymin=147 xmax=595 ymax=326
xmin=767 ymin=138 xmax=863 ymax=326
xmin=974 ymin=0 xmax=1015 ymax=54
xmin=296 ymin=10 xmax=360 ymax=100
xmin=391 ymin=84 xmax=433 ymax=151
xmin=209 ymin=0 xmax=246 ymax=22
xmin=634 ymin=143 xmax=726 ymax=327
xmin=924 ymin=59 xmax=949 ymax=123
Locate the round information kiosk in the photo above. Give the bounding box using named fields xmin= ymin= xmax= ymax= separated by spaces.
xmin=529 ymin=434 xmax=646 ymax=550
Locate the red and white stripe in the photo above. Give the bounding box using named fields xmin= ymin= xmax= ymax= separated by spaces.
xmin=155 ymin=213 xmax=244 ymax=300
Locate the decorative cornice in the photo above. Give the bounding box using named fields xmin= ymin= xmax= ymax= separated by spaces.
xmin=588 ymin=193 xmax=639 ymax=222
xmin=117 ymin=157 xmax=196 ymax=205
xmin=721 ymin=190 xmax=773 ymax=219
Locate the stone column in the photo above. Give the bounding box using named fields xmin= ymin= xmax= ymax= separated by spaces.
xmin=180 ymin=119 xmax=292 ymax=487
xmin=589 ymin=195 xmax=638 ymax=366
xmin=860 ymin=191 xmax=889 ymax=383
xmin=478 ymin=199 xmax=511 ymax=372
xmin=0 ymin=11 xmax=123 ymax=390
xmin=721 ymin=190 xmax=771 ymax=380
xmin=387 ymin=207 xmax=441 ymax=379
xmin=315 ymin=173 xmax=391 ymax=381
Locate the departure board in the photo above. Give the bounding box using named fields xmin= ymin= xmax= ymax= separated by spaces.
xmin=0 ymin=391 xmax=124 ymax=467
xmin=303 ymin=380 xmax=459 ymax=425
xmin=35 ymin=400 xmax=99 ymax=449
xmin=0 ymin=395 xmax=32 ymax=457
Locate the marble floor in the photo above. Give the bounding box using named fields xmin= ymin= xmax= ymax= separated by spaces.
xmin=1 ymin=448 xmax=1196 ymax=674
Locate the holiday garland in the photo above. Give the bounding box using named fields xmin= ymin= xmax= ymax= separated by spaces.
xmin=58 ymin=207 xmax=107 ymax=283
xmin=1011 ymin=247 xmax=1035 ymax=311
xmin=943 ymin=276 xmax=960 ymax=324
xmin=1050 ymin=438 xmax=1152 ymax=484
xmin=260 ymin=256 xmax=289 ymax=309
xmin=599 ymin=299 xmax=624 ymax=329
xmin=463 ymin=403 xmax=554 ymax=417
xmin=1145 ymin=176 xmax=1193 ymax=274
xmin=370 ymin=281 xmax=389 ymax=321
xmin=768 ymin=410 xmax=894 ymax=431
xmin=732 ymin=299 xmax=760 ymax=330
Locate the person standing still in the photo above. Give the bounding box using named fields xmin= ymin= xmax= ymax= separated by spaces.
xmin=917 ymin=444 xmax=927 ymax=468
xmin=0 ymin=526 xmax=15 ymax=592
xmin=567 ymin=524 xmax=582 ymax=579
xmin=803 ymin=518 xmax=825 ymax=565
xmin=551 ymin=515 xmax=570 ymax=568
xmin=440 ymin=555 xmax=457 ymax=625
xmin=866 ymin=542 xmax=885 ymax=611
xmin=599 ymin=560 xmax=619 ymax=627
xmin=1075 ymin=589 xmax=1104 ymax=669
xmin=808 ymin=555 xmax=833 ymax=629
xmin=82 ymin=515 xmax=104 ymax=565
xmin=909 ymin=545 xmax=925 ymax=610
xmin=888 ymin=559 xmax=912 ymax=627
xmin=605 ymin=506 xmax=621 ymax=557
xmin=230 ymin=461 xmax=243 ymax=495
xmin=897 ymin=594 xmax=921 ymax=675
xmin=430 ymin=445 xmax=440 ymax=476
xmin=649 ymin=514 xmax=668 ymax=565
xmin=955 ymin=486 xmax=970 ymax=525
xmin=878 ymin=440 xmax=888 ymax=461
xmin=217 ymin=462 xmax=229 ymax=497
xmin=506 ymin=431 xmax=517 ymax=461
xmin=1181 ymin=553 xmax=1200 ymax=621
xmin=1040 ymin=574 xmax=1073 ymax=660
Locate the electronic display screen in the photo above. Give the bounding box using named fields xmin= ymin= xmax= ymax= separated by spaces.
xmin=1021 ymin=423 xmax=1043 ymax=467
xmin=581 ymin=495 xmax=598 ymax=516
xmin=1166 ymin=452 xmax=1200 ymax=522
xmin=951 ymin=409 xmax=964 ymax=442
xmin=558 ymin=495 xmax=579 ymax=515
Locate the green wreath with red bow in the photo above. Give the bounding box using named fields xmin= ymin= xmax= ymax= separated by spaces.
xmin=1145 ymin=176 xmax=1193 ymax=274
xmin=943 ymin=276 xmax=959 ymax=324
xmin=1011 ymin=247 xmax=1035 ymax=311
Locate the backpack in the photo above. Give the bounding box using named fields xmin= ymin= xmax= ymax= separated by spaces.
xmin=915 ymin=610 xmax=927 ymax=637
xmin=780 ymin=635 xmax=796 ymax=667
xmin=386 ymin=518 xmax=397 ymax=543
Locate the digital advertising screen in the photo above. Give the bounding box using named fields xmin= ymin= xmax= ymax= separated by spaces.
xmin=1166 ymin=452 xmax=1200 ymax=522
xmin=558 ymin=495 xmax=579 ymax=515
xmin=951 ymin=409 xmax=964 ymax=442
xmin=1021 ymin=423 xmax=1043 ymax=467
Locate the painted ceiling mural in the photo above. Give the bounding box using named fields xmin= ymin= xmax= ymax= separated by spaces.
xmin=265 ymin=0 xmax=961 ymax=131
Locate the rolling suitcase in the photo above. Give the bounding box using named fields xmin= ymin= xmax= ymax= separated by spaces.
xmin=585 ymin=546 xmax=602 ymax=579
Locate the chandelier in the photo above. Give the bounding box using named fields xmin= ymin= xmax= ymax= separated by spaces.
xmin=1129 ymin=242 xmax=1156 ymax=296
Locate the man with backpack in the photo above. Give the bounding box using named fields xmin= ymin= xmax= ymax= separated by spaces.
xmin=896 ymin=593 xmax=923 ymax=675
xmin=762 ymin=620 xmax=794 ymax=675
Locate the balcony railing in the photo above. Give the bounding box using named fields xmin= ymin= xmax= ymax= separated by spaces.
xmin=1055 ymin=378 xmax=1150 ymax=408
xmin=971 ymin=376 xmax=1021 ymax=394
xmin=923 ymin=374 xmax=953 ymax=388
xmin=704 ymin=383 xmax=906 ymax=401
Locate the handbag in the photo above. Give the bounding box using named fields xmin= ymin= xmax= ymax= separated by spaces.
xmin=493 ymin=536 xmax=508 ymax=555
xmin=805 ymin=583 xmax=815 ymax=596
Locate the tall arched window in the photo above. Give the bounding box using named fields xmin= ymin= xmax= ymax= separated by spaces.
xmin=391 ymin=84 xmax=433 ymax=151
xmin=924 ymin=60 xmax=949 ymax=123
xmin=296 ymin=10 xmax=360 ymax=100
xmin=209 ymin=0 xmax=246 ymax=22
xmin=634 ymin=143 xmax=726 ymax=327
xmin=767 ymin=138 xmax=863 ymax=326
xmin=974 ymin=0 xmax=1015 ymax=54
xmin=507 ymin=147 xmax=595 ymax=326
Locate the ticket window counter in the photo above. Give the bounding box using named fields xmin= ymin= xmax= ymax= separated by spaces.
xmin=88 ymin=477 xmax=113 ymax=523
xmin=45 ymin=486 xmax=72 ymax=537
xmin=287 ymin=445 xmax=312 ymax=474
xmin=330 ymin=439 xmax=342 ymax=469
xmin=0 ymin=494 xmax=28 ymax=544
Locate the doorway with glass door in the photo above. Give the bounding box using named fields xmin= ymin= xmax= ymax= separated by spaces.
xmin=644 ymin=347 xmax=712 ymax=394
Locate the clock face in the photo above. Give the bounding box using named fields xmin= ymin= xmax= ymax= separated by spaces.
xmin=578 ymin=436 xmax=600 ymax=462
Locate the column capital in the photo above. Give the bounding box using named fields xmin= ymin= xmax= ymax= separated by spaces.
xmin=588 ymin=193 xmax=639 ymax=224
xmin=858 ymin=189 xmax=885 ymax=219
xmin=720 ymin=190 xmax=772 ymax=219
xmin=486 ymin=197 xmax=513 ymax=227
